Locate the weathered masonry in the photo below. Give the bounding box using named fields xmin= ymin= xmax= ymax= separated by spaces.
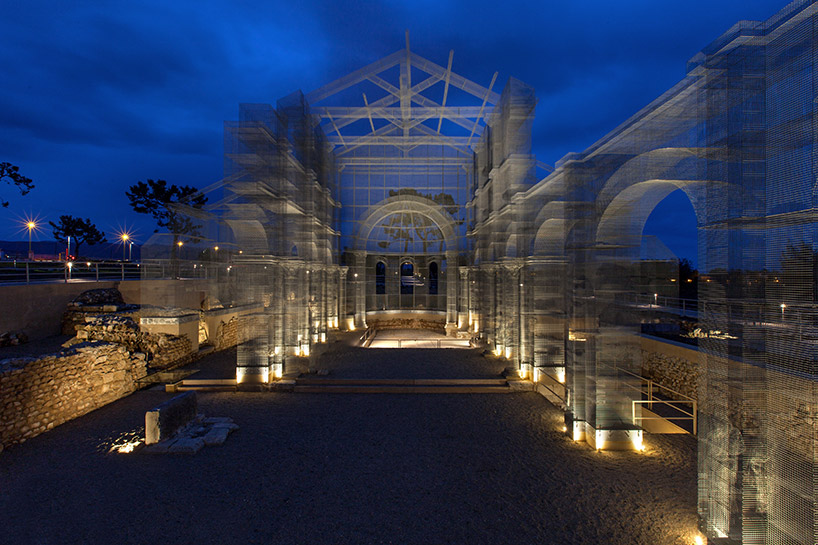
xmin=145 ymin=3 xmax=818 ymax=543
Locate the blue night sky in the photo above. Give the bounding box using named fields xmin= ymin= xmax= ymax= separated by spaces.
xmin=1 ymin=0 xmax=787 ymax=265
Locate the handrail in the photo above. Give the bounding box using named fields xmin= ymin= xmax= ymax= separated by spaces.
xmin=615 ymin=365 xmax=697 ymax=435
xmin=633 ymin=400 xmax=698 ymax=435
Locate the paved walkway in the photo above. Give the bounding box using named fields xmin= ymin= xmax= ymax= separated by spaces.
xmin=0 ymin=345 xmax=699 ymax=545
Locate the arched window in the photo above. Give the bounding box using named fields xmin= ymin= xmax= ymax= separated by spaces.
xmin=375 ymin=261 xmax=386 ymax=294
xmin=400 ymin=262 xmax=414 ymax=295
xmin=429 ymin=262 xmax=438 ymax=294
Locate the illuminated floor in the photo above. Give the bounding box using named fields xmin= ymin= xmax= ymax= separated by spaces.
xmin=0 ymin=347 xmax=699 ymax=545
xmin=368 ymin=328 xmax=470 ymax=349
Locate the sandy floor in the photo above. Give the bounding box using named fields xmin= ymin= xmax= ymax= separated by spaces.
xmin=0 ymin=346 xmax=699 ymax=545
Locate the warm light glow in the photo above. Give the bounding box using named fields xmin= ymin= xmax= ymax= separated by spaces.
xmin=694 ymin=536 xmax=704 ymax=545
xmin=561 ymin=425 xmax=567 ymax=433
xmin=177 ymin=240 xmax=183 ymax=247
xmin=27 ymin=221 xmax=35 ymax=230
xmin=86 ymin=262 xmax=91 ymax=266
xmin=518 ymin=364 xmax=527 ymax=379
xmin=353 ymin=273 xmax=358 ymax=278
xmin=556 ymin=367 xmax=565 ymax=384
xmin=572 ymin=421 xmax=583 ymax=442
xmin=114 ymin=440 xmax=141 ymax=454
xmin=66 ymin=261 xmax=73 ymax=269
xmin=780 ymin=303 xmax=787 ymax=309
xmin=631 ymin=430 xmax=645 ymax=451
xmin=236 ymin=368 xmax=245 ymax=384
xmin=121 ymin=233 xmax=129 ymax=241
xmin=272 ymin=363 xmax=283 ymax=380
xmin=533 ymin=367 xmax=541 ymax=382
xmin=504 ymin=346 xmax=512 ymax=359
xmin=214 ymin=246 xmax=219 ymax=251
xmin=493 ymin=345 xmax=502 ymax=357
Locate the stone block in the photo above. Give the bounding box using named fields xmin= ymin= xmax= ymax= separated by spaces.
xmin=145 ymin=391 xmax=198 ymax=445
xmin=168 ymin=437 xmax=204 ymax=454
xmin=203 ymin=427 xmax=230 ymax=446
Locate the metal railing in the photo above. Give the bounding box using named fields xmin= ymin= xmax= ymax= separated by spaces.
xmin=0 ymin=260 xmax=234 ymax=285
xmin=0 ymin=261 xmax=143 ymax=284
xmin=360 ymin=326 xmax=377 ymax=346
xmin=624 ymin=293 xmax=699 ymax=317
xmin=616 ymin=366 xmax=698 ymax=435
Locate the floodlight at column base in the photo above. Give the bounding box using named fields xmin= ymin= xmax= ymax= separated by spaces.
xmin=236 ymin=365 xmax=271 ymax=384
xmin=587 ymin=425 xmax=644 ymax=451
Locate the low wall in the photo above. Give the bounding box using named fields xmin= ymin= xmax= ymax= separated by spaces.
xmin=0 ymin=279 xmax=210 ymax=341
xmin=365 ymin=311 xmax=446 ymax=333
xmin=0 ymin=342 xmax=147 ymax=449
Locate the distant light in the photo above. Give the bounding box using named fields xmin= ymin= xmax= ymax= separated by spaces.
xmin=121 ymin=233 xmax=129 ymax=242
xmin=214 ymin=246 xmax=219 ymax=251
xmin=86 ymin=262 xmax=91 ymax=267
xmin=27 ymin=221 xmax=35 ymax=229
xmin=177 ymin=241 xmax=183 ymax=247
xmin=781 ymin=303 xmax=787 ymax=309
xmin=66 ymin=262 xmax=73 ymax=269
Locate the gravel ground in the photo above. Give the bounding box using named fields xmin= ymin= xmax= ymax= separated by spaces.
xmin=0 ymin=348 xmax=699 ymax=545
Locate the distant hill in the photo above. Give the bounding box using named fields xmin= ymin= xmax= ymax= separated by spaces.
xmin=0 ymin=240 xmax=141 ymax=261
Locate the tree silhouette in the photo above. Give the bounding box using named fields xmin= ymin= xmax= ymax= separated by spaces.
xmin=126 ymin=179 xmax=207 ymax=251
xmin=0 ymin=162 xmax=34 ymax=207
xmin=49 ymin=215 xmax=106 ymax=258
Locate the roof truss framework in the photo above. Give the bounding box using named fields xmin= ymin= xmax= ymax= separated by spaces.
xmin=307 ymin=33 xmax=499 ymax=163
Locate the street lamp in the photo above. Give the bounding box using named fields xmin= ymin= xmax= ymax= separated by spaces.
xmin=27 ymin=221 xmax=35 ymax=260
xmin=121 ymin=233 xmax=129 ymax=261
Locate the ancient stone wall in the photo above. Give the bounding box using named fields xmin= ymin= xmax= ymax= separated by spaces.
xmin=0 ymin=342 xmax=147 ymax=449
xmin=214 ymin=316 xmax=238 ymax=350
xmin=69 ymin=315 xmax=194 ymax=370
xmin=367 ymin=317 xmax=445 ymax=333
xmin=639 ymin=336 xmax=699 ymax=401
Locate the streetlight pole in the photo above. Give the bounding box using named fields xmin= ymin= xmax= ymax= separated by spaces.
xmin=121 ymin=234 xmax=129 ymax=261
xmin=27 ymin=221 xmax=35 ymax=260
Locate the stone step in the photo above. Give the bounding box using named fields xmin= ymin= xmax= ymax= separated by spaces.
xmin=292 ymin=380 xmax=514 ymax=394
xmin=295 ymin=378 xmax=508 ymax=386
xmin=167 ymin=378 xmax=238 ymax=393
